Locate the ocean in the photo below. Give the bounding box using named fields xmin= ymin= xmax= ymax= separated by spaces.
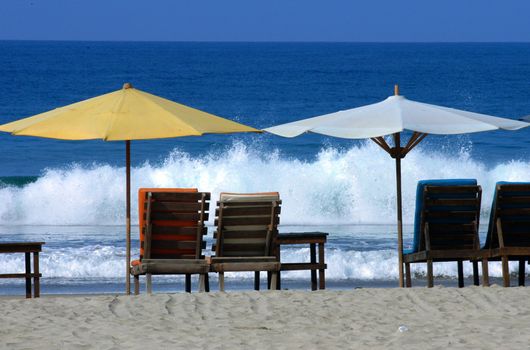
xmin=1 ymin=41 xmax=530 ymax=293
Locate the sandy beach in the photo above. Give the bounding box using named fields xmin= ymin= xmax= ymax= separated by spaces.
xmin=1 ymin=287 xmax=528 ymax=349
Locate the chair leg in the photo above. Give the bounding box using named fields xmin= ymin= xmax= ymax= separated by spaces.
xmin=482 ymin=259 xmax=490 ymax=287
xmin=254 ymin=271 xmax=260 ymax=291
xmin=501 ymin=256 xmax=510 ymax=287
xmin=518 ymin=260 xmax=525 ymax=286
xmin=146 ymin=273 xmax=153 ymax=294
xmin=185 ymin=274 xmax=191 ymax=293
xmin=405 ymin=263 xmax=412 ymax=287
xmin=205 ymin=273 xmax=210 ymax=292
xmin=219 ymin=272 xmax=225 ymax=292
xmin=457 ymin=260 xmax=464 ymax=288
xmin=270 ymin=272 xmax=278 ymax=290
xmin=134 ymin=275 xmax=140 ymax=295
xmin=198 ymin=274 xmax=206 ymax=292
xmin=472 ymin=261 xmax=479 ymax=286
xmin=427 ymin=260 xmax=434 ymax=288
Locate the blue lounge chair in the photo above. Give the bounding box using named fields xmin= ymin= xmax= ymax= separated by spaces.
xmin=483 ymin=182 xmax=530 ymax=287
xmin=403 ymin=179 xmax=489 ymax=287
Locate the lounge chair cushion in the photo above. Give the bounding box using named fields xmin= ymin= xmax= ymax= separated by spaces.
xmin=219 ymin=192 xmax=280 ymax=202
xmin=404 ymin=179 xmax=477 ymax=255
xmin=131 ymin=259 xmax=210 ymax=275
xmin=210 ymin=256 xmax=281 ymax=272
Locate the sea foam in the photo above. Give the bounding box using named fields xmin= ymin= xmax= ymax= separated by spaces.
xmin=0 ymin=244 xmax=519 ymax=281
xmin=0 ymin=141 xmax=528 ymax=226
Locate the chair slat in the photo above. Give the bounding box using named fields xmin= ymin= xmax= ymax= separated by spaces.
xmin=217 ymin=231 xmax=271 ymax=239
xmin=425 ymin=211 xmax=478 ymax=219
xmin=428 ymin=223 xmax=475 ymax=234
xmin=424 ymin=186 xmax=479 ymax=194
xmin=215 ymin=206 xmax=281 ymax=217
xmin=498 ymin=196 xmax=530 ymax=204
xmin=151 ymin=226 xmax=207 ymax=236
xmin=150 ymin=202 xmax=202 ymax=212
xmin=150 ymin=192 xmax=211 ymax=201
xmin=217 ymin=216 xmax=279 ymax=226
xmin=151 ymin=212 xmax=209 ymax=221
xmin=498 ymin=184 xmax=530 ymax=192
xmin=425 ymin=199 xmax=479 ymax=206
xmin=497 ymin=208 xmax=530 ymax=216
xmin=146 ymin=240 xmax=206 ymax=250
xmin=219 ymin=250 xmax=269 ymax=257
xmin=218 ymin=200 xmax=281 ymax=207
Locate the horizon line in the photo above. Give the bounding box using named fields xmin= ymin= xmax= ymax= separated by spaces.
xmin=1 ymin=39 xmax=530 ymax=44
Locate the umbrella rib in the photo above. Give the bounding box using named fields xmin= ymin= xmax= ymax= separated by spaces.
xmin=371 ymin=137 xmax=392 ymax=154
xmin=403 ymin=132 xmax=428 ymax=156
xmin=138 ymin=91 xmax=206 ymax=135
xmin=404 ymin=132 xmax=421 ymax=150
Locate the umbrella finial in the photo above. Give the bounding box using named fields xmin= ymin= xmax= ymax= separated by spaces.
xmin=123 ymin=82 xmax=133 ymax=90
xmin=394 ymin=84 xmax=399 ymax=96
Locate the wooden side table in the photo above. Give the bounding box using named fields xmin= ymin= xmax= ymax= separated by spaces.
xmin=0 ymin=242 xmax=44 ymax=298
xmin=276 ymin=232 xmax=328 ymax=290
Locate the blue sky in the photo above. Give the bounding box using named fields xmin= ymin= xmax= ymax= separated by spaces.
xmin=1 ymin=0 xmax=530 ymax=42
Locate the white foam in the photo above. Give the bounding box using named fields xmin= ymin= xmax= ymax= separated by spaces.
xmin=0 ymin=141 xmax=528 ymax=226
xmin=0 ymin=245 xmax=520 ymax=282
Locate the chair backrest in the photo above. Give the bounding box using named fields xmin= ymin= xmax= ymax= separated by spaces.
xmin=138 ymin=188 xmax=210 ymax=260
xmin=213 ymin=192 xmax=281 ymax=258
xmin=411 ymin=179 xmax=481 ymax=253
xmin=485 ymin=182 xmax=530 ymax=249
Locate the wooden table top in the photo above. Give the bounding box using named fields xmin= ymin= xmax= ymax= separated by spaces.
xmin=0 ymin=242 xmax=45 ymax=253
xmin=277 ymin=232 xmax=328 ymax=244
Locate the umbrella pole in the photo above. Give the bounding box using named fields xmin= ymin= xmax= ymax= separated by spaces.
xmin=125 ymin=140 xmax=131 ymax=295
xmin=393 ymin=133 xmax=405 ymax=288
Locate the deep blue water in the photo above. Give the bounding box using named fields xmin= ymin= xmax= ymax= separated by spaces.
xmin=1 ymin=41 xmax=530 ymax=293
xmin=1 ymin=41 xmax=530 ymax=176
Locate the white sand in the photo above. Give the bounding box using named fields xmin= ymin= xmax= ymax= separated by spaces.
xmin=1 ymin=287 xmax=529 ymax=349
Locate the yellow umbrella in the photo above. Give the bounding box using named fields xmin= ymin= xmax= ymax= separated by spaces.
xmin=0 ymin=83 xmax=260 ymax=294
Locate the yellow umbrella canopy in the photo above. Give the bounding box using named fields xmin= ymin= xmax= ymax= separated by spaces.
xmin=0 ymin=83 xmax=258 ymax=140
xmin=0 ymin=83 xmax=260 ymax=294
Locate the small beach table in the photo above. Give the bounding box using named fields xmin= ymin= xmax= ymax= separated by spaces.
xmin=0 ymin=242 xmax=44 ymax=298
xmin=276 ymin=232 xmax=328 ymax=291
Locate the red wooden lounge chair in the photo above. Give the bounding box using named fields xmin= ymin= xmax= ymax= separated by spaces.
xmin=130 ymin=188 xmax=210 ymax=294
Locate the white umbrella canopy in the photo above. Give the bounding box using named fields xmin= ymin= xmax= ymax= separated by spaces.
xmin=265 ymin=94 xmax=526 ymax=139
xmin=265 ymin=86 xmax=529 ymax=287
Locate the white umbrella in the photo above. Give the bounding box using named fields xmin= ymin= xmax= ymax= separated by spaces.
xmin=265 ymin=85 xmax=529 ymax=287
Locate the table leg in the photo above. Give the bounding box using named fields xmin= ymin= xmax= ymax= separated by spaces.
xmin=185 ymin=274 xmax=191 ymax=293
xmin=255 ymin=271 xmax=260 ymax=291
xmin=25 ymin=252 xmax=32 ymax=298
xmin=276 ymin=242 xmax=281 ymax=290
xmin=457 ymin=260 xmax=464 ymax=288
xmin=33 ymin=252 xmax=40 ymax=297
xmin=310 ymin=243 xmax=317 ymax=291
xmin=318 ymin=242 xmax=325 ymax=290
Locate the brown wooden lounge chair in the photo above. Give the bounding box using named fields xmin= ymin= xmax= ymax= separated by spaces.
xmin=130 ymin=188 xmax=210 ymax=294
xmin=210 ymin=192 xmax=281 ymax=291
xmin=483 ymin=182 xmax=530 ymax=287
xmin=403 ymin=179 xmax=489 ymax=287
